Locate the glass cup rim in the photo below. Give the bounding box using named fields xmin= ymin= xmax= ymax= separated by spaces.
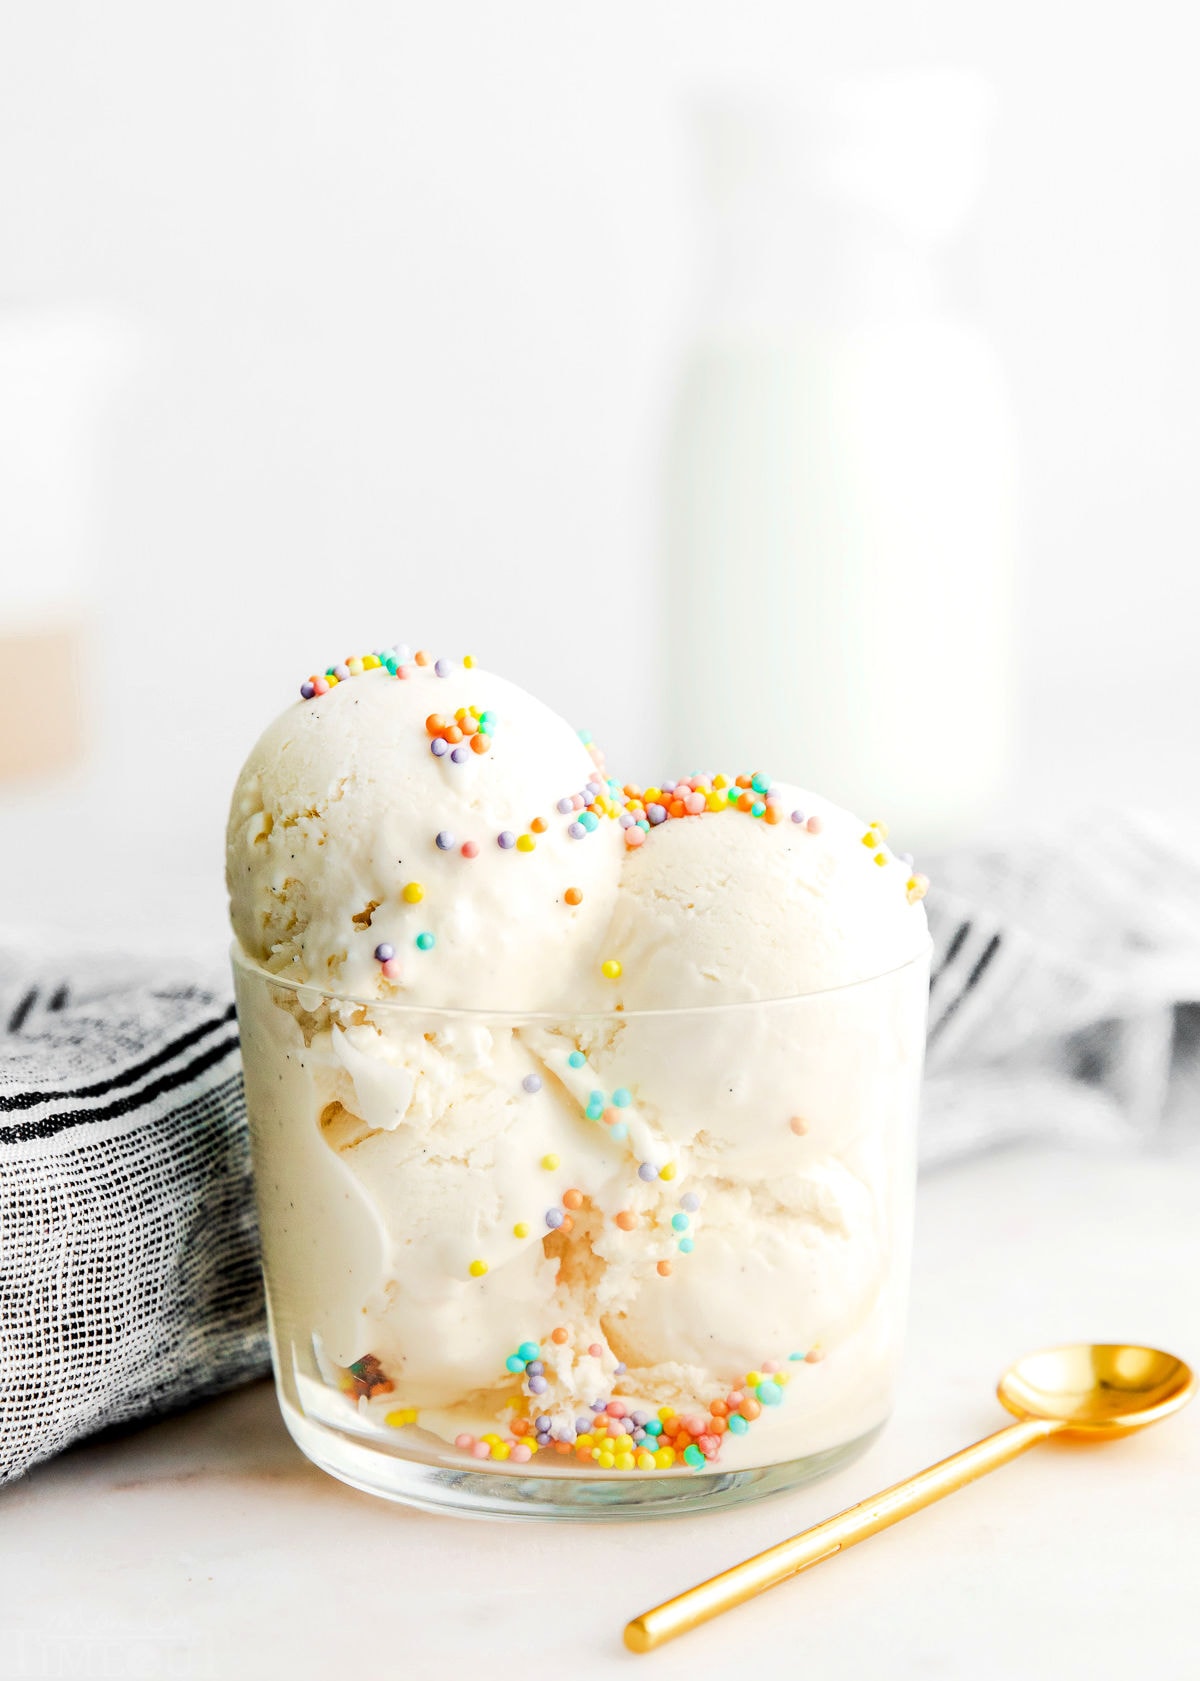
xmin=230 ymin=938 xmax=932 ymax=1025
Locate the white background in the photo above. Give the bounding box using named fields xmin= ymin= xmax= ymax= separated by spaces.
xmin=2 ymin=1 xmax=1198 ymax=952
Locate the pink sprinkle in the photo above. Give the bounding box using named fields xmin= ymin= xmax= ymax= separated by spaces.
xmin=511 ymin=1443 xmax=533 ymax=1463
xmin=607 ymin=1418 xmax=624 ymax=1437
xmin=684 ymin=1414 xmax=707 ymax=1437
xmin=397 ymin=665 xmax=413 ymax=680
xmin=685 ymin=791 xmax=706 ymax=815
xmin=455 ymin=1433 xmax=475 ymax=1450
xmin=624 ymin=828 xmax=645 ymax=849
xmin=789 ymin=1116 xmax=808 ymax=1136
xmin=312 ymin=677 xmax=329 ymax=696
xmin=806 ymin=815 xmax=823 ymax=834
xmin=572 ymin=794 xmax=586 ymax=810
xmin=697 ymin=1433 xmax=720 ymax=1458
xmin=762 ymin=1361 xmax=778 ymax=1374
xmin=381 ymin=958 xmax=402 ymax=980
xmin=605 ymin=1400 xmax=628 ymax=1418
xmin=805 ymin=1349 xmax=825 ymax=1364
xmin=602 ymin=1107 xmax=621 ymax=1126
xmin=726 ymin=1391 xmax=745 ymax=1408
xmin=471 ymin=1440 xmax=491 ymax=1458
xmin=461 ymin=840 xmax=479 ymax=859
xmin=588 ymin=1343 xmax=604 ymax=1359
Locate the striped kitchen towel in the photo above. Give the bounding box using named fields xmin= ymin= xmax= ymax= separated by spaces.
xmin=921 ymin=812 xmax=1200 ymax=1165
xmin=0 ymin=949 xmax=267 ymax=1484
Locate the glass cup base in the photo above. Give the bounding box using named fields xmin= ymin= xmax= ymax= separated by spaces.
xmin=279 ymin=1390 xmax=885 ymax=1522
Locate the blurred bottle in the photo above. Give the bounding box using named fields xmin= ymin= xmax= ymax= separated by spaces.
xmin=0 ymin=311 xmax=128 ymax=782
xmin=663 ymin=73 xmax=1016 ymax=851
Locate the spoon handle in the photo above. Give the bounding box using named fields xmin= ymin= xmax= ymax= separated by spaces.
xmin=624 ymin=1416 xmax=1062 ymax=1653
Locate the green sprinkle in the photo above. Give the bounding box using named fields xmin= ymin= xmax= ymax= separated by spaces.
xmin=756 ymin=1381 xmax=783 ymax=1406
xmin=644 ymin=1419 xmax=662 ymax=1436
xmin=678 ymin=1236 xmax=694 ymax=1253
xmin=727 ymin=1412 xmax=749 ymax=1435
xmin=517 ymin=1341 xmax=540 ymax=1362
xmin=751 ymin=773 xmax=769 ymax=794
xmin=683 ymin=1444 xmax=704 ymax=1469
xmin=415 ymin=932 xmax=435 ymax=951
xmin=726 ymin=788 xmax=739 ymax=804
xmin=751 ymin=801 xmax=766 ymax=818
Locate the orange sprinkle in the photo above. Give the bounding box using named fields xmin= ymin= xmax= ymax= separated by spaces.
xmin=470 ymin=733 xmax=490 ymax=755
xmin=615 ymin=1211 xmax=637 ymax=1231
xmin=656 ymin=1260 xmax=672 ymax=1278
xmin=444 ymin=725 xmax=463 ymax=745
xmin=415 ymin=649 xmax=431 ymax=666
xmin=668 ymin=800 xmax=686 ymax=819
xmin=559 ymin=1214 xmax=574 ymax=1235
xmin=736 ymin=775 xmax=752 ymax=789
xmin=564 ymin=887 xmax=583 ymax=907
xmin=709 ymin=1400 xmax=728 ymax=1417
xmin=789 ymin=1116 xmax=808 ymax=1136
xmin=737 ymin=791 xmax=755 ymax=811
xmin=602 ymin=1107 xmax=621 ymax=1126
xmin=531 ymin=816 xmax=548 ymax=833
xmin=425 ymin=713 xmax=447 ymax=736
xmin=740 ymin=1399 xmax=762 ymax=1421
xmin=551 ymin=1326 xmax=569 ymax=1345
xmin=511 ymin=1416 xmax=531 ymax=1436
xmin=563 ymin=1188 xmax=584 ymax=1211
xmin=708 ymin=1415 xmax=728 ymax=1435
xmin=765 ymin=805 xmax=782 ymax=825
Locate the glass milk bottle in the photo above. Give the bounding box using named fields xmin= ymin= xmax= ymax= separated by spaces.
xmin=663 ymin=73 xmax=1017 ymax=852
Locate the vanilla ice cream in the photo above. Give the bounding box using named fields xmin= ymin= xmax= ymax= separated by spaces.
xmin=231 ymin=654 xmax=930 ymax=1512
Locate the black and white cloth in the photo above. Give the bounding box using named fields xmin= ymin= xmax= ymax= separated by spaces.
xmin=0 ymin=951 xmax=267 ymax=1484
xmin=2 ymin=813 xmax=1198 ymax=1483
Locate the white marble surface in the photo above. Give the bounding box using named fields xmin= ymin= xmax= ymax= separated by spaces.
xmin=1 ymin=1143 xmax=1197 ymax=1681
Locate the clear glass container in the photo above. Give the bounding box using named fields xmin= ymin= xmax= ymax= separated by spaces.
xmin=233 ymin=944 xmax=929 ymax=1520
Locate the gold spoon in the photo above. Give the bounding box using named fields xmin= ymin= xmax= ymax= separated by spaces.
xmin=625 ymin=1343 xmax=1194 ymax=1655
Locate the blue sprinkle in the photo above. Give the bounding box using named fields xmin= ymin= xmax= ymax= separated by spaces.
xmin=671 ymin=1213 xmax=689 ymax=1232
xmin=612 ymin=1088 xmax=632 ymax=1108
xmin=517 ymin=1341 xmax=539 ymax=1362
xmin=727 ymin=1412 xmax=749 ymax=1435
xmin=580 ymin=811 xmax=599 ymax=832
xmin=610 ymin=1122 xmax=628 ymax=1141
xmin=568 ymin=1051 xmax=586 ymax=1069
xmin=789 ymin=1351 xmax=805 ymax=1361
xmin=505 ymin=1355 xmax=526 ymax=1374
xmin=586 ymin=1103 xmax=604 ymax=1121
xmin=678 ymin=1237 xmax=694 ymax=1253
xmin=757 ymin=1381 xmax=783 ymax=1406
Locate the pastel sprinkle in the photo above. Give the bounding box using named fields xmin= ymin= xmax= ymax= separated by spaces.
xmin=431 ymin=738 xmax=449 ymax=757
xmin=498 ymin=831 xmax=516 ymax=849
xmin=680 ymin=1192 xmax=701 ymax=1212
xmin=678 ymin=1237 xmax=694 ymax=1253
xmin=541 ymin=1154 xmax=560 ymax=1171
xmin=671 ymin=1213 xmax=689 ymax=1232
xmin=523 ymin=1074 xmax=543 ymax=1093
xmin=373 ymin=943 xmax=395 ymax=963
xmin=415 ymin=931 xmax=435 ymax=950
xmin=600 ymin=960 xmax=622 ymax=980
xmin=380 ymin=957 xmax=402 ymax=980
xmin=517 ymin=1341 xmax=539 ymax=1361
xmin=568 ymin=1051 xmax=586 ymax=1068
xmin=461 ymin=841 xmax=479 ymax=858
xmin=469 ymin=1259 xmax=488 ymax=1277
xmin=402 ymin=882 xmax=424 ymax=903
xmin=612 ymin=1088 xmax=632 ymax=1107
xmin=516 ymin=833 xmax=536 ymax=852
xmin=638 ymin=1163 xmax=657 ymax=1182
xmin=435 ymin=830 xmax=454 ymax=850
xmin=434 ymin=658 xmax=450 ymax=677
xmin=513 ymin=1222 xmax=529 ymax=1238
xmin=545 ymin=1208 xmax=564 ymax=1229
xmin=564 ymin=887 xmax=583 ymax=906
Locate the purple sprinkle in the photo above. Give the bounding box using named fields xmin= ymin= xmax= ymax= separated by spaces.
xmin=535 ymin=1414 xmax=552 ymax=1431
xmin=631 ymin=1428 xmax=646 ymax=1444
xmin=646 ymin=804 xmax=666 ymax=825
xmin=334 ymin=664 xmax=350 ymax=680
xmin=901 ymin=851 xmax=913 ymax=866
xmin=450 ymin=746 xmax=469 ymax=764
xmin=431 ymin=738 xmax=449 ymax=757
xmin=638 ymin=1162 xmax=657 ymax=1182
xmin=528 ymin=1374 xmax=548 ymax=1395
xmin=498 ymin=830 xmax=516 ymax=849
xmin=545 ymin=1208 xmax=564 ymax=1229
xmin=575 ymin=1416 xmax=591 ymax=1434
xmin=614 ymin=1362 xmax=626 ymax=1375
xmin=591 ymin=1399 xmax=607 ymax=1413
xmin=662 ymin=782 xmax=676 ymax=794
xmin=536 ymin=1431 xmax=552 ymax=1447
xmin=567 ymin=822 xmax=586 ymax=840
xmin=435 ymin=830 xmax=454 ymax=850
xmin=631 ymin=1410 xmax=649 ymax=1427
xmin=527 ymin=1360 xmax=544 ymax=1376
xmin=300 ymin=682 xmax=315 ymax=700
xmin=618 ymin=812 xmax=635 ymax=829
xmin=680 ymin=1192 xmax=701 ymax=1213
xmin=435 ymin=658 xmax=450 ymax=677
xmin=522 ymin=1073 xmax=543 ymax=1094
xmin=374 ymin=943 xmax=395 ymax=963
xmin=557 ymin=797 xmax=574 ymax=814
xmin=586 ymin=780 xmax=602 ymax=797
xmin=790 ymin=809 xmax=805 ymax=824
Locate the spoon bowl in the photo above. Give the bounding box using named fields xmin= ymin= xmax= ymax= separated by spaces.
xmin=997 ymin=1342 xmax=1196 ymax=1436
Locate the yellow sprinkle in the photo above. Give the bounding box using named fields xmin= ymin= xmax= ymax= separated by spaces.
xmin=658 ymin=1406 xmax=675 ymax=1422
xmin=517 ymin=834 xmax=536 ymax=853
xmin=745 ymin=1370 xmax=762 ymax=1387
xmin=615 ymin=1434 xmax=633 ymax=1452
xmin=403 ymin=881 xmax=424 ymax=903
xmin=774 ymin=1371 xmax=790 ymax=1387
xmin=482 ymin=1433 xmax=500 ymax=1444
xmin=907 ymin=874 xmax=929 ymax=904
xmin=713 ymin=774 xmax=728 ymax=789
xmin=470 ymin=704 xmax=481 ymax=718
xmin=521 ymin=1437 xmax=538 ymax=1450
xmin=363 ymin=654 xmax=381 ymax=670
xmin=706 ymin=792 xmax=725 ymax=812
xmin=598 ymin=1451 xmax=616 ymax=1469
xmin=541 ymin=1154 xmax=560 ymax=1171
xmin=871 ymin=819 xmax=889 ymax=838
xmin=601 ymin=960 xmax=622 ymax=980
xmin=645 ymin=788 xmax=662 ymax=803
xmin=616 ymin=1452 xmax=635 ymax=1471
xmin=463 ymin=654 xmax=476 ymax=668
xmin=873 ymin=851 xmax=888 ymax=866
xmin=636 ymin=1449 xmax=656 ymax=1470
xmin=658 ymin=1163 xmax=676 ymax=1181
xmin=326 ymin=673 xmax=339 ymax=685
xmin=577 ymin=1433 xmax=594 ymax=1449
xmin=491 ymin=1442 xmax=511 ymax=1461
xmin=347 ymin=657 xmax=364 ymax=675
xmin=655 ymin=1446 xmax=676 ymax=1469
xmin=513 ymin=1222 xmax=529 ymax=1239
xmin=384 ymin=1407 xmax=419 ymax=1427
xmin=860 ymin=830 xmax=877 ymax=847
xmin=468 ymin=1259 xmax=488 ymax=1278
